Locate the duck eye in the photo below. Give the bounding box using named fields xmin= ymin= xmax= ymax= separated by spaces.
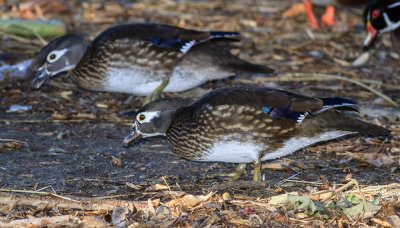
xmin=138 ymin=114 xmax=145 ymax=121
xmin=371 ymin=9 xmax=380 ymax=19
xmin=48 ymin=54 xmax=56 ymax=61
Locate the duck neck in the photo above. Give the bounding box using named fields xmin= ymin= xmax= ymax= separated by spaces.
xmin=391 ymin=27 xmax=400 ymax=54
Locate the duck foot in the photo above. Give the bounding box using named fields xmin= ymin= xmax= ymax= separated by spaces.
xmin=321 ymin=5 xmax=338 ymax=26
xmin=215 ymin=163 xmax=247 ymax=180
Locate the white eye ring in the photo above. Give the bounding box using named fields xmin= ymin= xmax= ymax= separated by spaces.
xmin=47 ymin=49 xmax=68 ymax=63
xmin=137 ymin=113 xmax=146 ymax=122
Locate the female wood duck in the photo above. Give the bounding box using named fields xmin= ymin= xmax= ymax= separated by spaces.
xmin=123 ymin=85 xmax=390 ymax=181
xmin=32 ymin=23 xmax=273 ymax=103
xmin=362 ymin=0 xmax=400 ymax=54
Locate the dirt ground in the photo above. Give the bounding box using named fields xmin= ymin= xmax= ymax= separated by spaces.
xmin=1 ymin=0 xmax=400 ymax=227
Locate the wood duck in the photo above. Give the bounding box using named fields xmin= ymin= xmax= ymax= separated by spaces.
xmin=362 ymin=0 xmax=400 ymax=54
xmin=123 ymin=85 xmax=391 ymax=181
xmin=32 ymin=23 xmax=273 ymax=103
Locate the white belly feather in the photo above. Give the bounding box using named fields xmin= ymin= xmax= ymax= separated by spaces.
xmin=199 ymin=141 xmax=264 ymax=163
xmin=102 ymin=67 xmax=207 ymax=95
xmin=261 ymin=130 xmax=353 ymax=161
xmin=198 ymin=131 xmax=353 ymax=163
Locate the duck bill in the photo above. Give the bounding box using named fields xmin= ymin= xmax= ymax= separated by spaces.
xmin=122 ymin=131 xmax=142 ymax=147
xmin=31 ymin=65 xmax=52 ymax=89
xmin=362 ymin=22 xmax=378 ymax=50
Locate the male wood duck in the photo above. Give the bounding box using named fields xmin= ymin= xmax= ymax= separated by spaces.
xmin=362 ymin=0 xmax=400 ymax=54
xmin=123 ymin=85 xmax=391 ymax=181
xmin=32 ymin=23 xmax=273 ymax=103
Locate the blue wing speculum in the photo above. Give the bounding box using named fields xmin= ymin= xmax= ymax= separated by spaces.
xmin=262 ymin=98 xmax=359 ymax=123
xmin=149 ymin=31 xmax=241 ymax=54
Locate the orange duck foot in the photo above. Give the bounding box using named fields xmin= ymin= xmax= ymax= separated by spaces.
xmin=303 ymin=0 xmax=320 ymax=29
xmin=321 ymin=5 xmax=339 ymax=26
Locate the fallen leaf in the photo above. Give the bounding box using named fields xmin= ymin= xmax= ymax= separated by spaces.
xmin=51 ymin=113 xmax=70 ymax=120
xmin=74 ymin=113 xmax=96 ymax=119
xmin=282 ymin=3 xmax=305 ymax=18
xmin=386 ymin=215 xmax=400 ymax=227
xmin=262 ymin=160 xmax=291 ymax=170
xmin=81 ymin=216 xmax=109 ymax=227
xmin=343 ymin=197 xmax=381 ymax=219
xmin=333 ymin=58 xmax=352 ymax=67
xmin=126 ymin=182 xmax=142 ymax=190
xmin=153 ymin=184 xmax=168 ymax=191
xmin=153 ymin=205 xmax=172 ymax=222
xmin=371 ymin=218 xmax=393 ymax=227
xmin=222 ymin=192 xmax=232 ymax=201
xmin=112 ymin=207 xmax=128 ymax=227
xmin=60 ymin=91 xmax=73 ymax=100
xmin=270 ymin=193 xmax=325 ymax=215
xmin=341 ymin=173 xmax=353 ymax=183
xmin=164 ymin=192 xmax=213 ymax=209
xmin=84 ymin=209 xmax=108 ymax=215
xmin=148 ymin=199 xmax=156 ymax=216
xmin=366 ymin=156 xmax=395 ymax=167
xmin=352 ymin=52 xmax=370 ymax=67
xmin=345 ymin=194 xmax=360 ymax=204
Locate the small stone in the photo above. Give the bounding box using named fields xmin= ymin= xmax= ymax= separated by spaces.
xmin=6 ymin=104 xmax=32 ymax=113
xmin=111 ymin=156 xmax=122 ymax=167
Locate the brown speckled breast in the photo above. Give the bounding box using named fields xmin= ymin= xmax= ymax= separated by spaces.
xmin=166 ymin=103 xmax=300 ymax=161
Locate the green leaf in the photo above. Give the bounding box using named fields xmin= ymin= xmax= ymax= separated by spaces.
xmin=270 ymin=194 xmax=325 ymax=215
xmin=324 ymin=200 xmax=338 ymax=210
xmin=269 ymin=193 xmax=290 ymax=205
xmin=336 ymin=197 xmax=353 ymax=210
xmin=295 ymin=196 xmax=325 ymax=215
xmin=345 ymin=193 xmax=360 ymax=204
xmin=343 ymin=198 xmax=381 ymax=219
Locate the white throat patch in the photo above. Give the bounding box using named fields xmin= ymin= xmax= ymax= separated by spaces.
xmin=381 ymin=12 xmax=400 ymax=33
xmin=50 ymin=64 xmax=76 ymax=77
xmin=388 ymin=2 xmax=400 ymax=8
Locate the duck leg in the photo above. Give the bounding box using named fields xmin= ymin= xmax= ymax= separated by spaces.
xmin=143 ymin=77 xmax=170 ymax=105
xmin=253 ymin=158 xmax=262 ymax=182
xmin=303 ymin=0 xmax=320 ymax=29
xmin=216 ymin=163 xmax=247 ymax=180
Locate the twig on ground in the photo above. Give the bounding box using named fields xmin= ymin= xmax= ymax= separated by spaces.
xmin=0 ymin=215 xmax=76 ymax=228
xmin=209 ymin=180 xmax=270 ymax=192
xmin=320 ymin=179 xmax=357 ymax=203
xmin=0 ymin=192 xmax=143 ymax=211
xmin=0 ymin=30 xmax=34 ymax=44
xmin=279 ymin=179 xmax=368 ymax=188
xmin=0 ymin=189 xmax=80 ymax=202
xmin=0 ymin=139 xmax=27 ymax=143
xmin=0 ymin=118 xmax=131 ymax=124
xmin=93 ymin=193 xmax=139 ymax=199
xmin=276 ymin=172 xmax=301 ymax=186
xmin=230 ymin=199 xmax=276 ymax=211
xmin=162 ymin=176 xmax=179 ymax=202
